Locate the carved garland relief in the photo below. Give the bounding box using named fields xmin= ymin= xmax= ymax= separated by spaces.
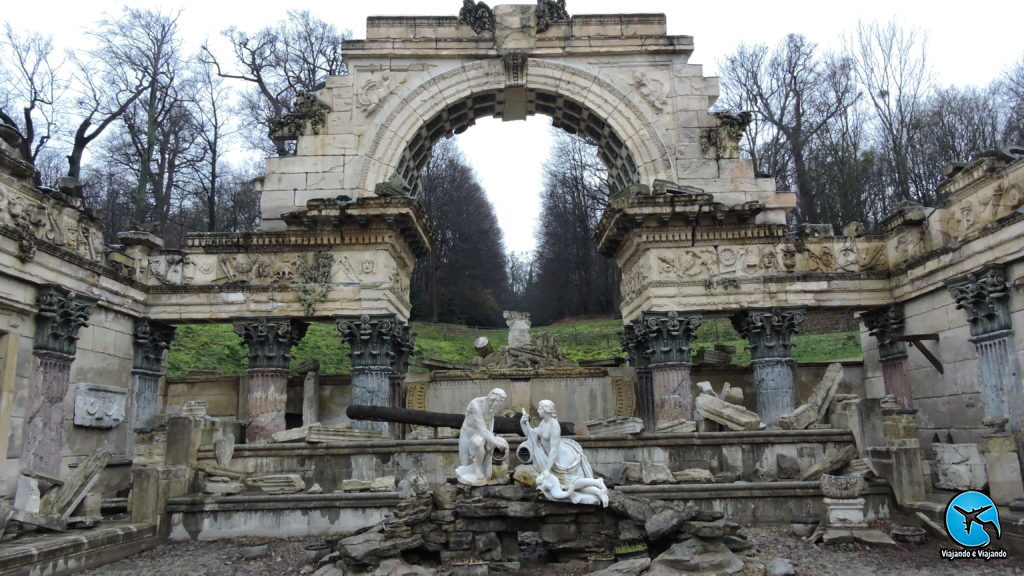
xmin=0 ymin=183 xmax=104 ymax=263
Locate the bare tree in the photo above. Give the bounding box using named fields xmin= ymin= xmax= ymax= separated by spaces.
xmin=201 ymin=10 xmax=349 ymax=156
xmin=189 ymin=59 xmax=235 ymax=231
xmin=0 ymin=24 xmax=64 ymax=185
xmin=1001 ymin=55 xmax=1024 ymax=145
xmin=718 ymin=34 xmax=859 ymax=223
xmin=849 ymin=21 xmax=932 ymax=204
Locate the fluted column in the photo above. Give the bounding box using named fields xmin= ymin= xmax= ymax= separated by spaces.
xmin=234 ymin=318 xmax=308 ymax=443
xmin=132 ymin=319 xmax=176 ymax=432
xmin=731 ymin=308 xmax=806 ymax=427
xmin=948 ymin=266 xmax=1021 ymax=433
xmin=621 ymin=320 xmax=654 ymax=432
xmin=21 ymin=287 xmax=93 ymax=477
xmin=337 ymin=314 xmax=415 ymax=436
xmin=862 ymin=304 xmax=912 ymax=408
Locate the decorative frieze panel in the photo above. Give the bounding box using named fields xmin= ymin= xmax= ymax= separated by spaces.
xmin=731 ymin=308 xmax=805 ymax=361
xmin=946 ymin=265 xmax=1012 ymax=337
xmin=234 ymin=318 xmax=309 ymax=371
xmin=357 ymin=70 xmax=407 ymax=116
xmin=73 ymin=382 xmax=127 ymax=429
xmin=0 ymin=181 xmax=105 ymax=263
xmin=861 ymin=304 xmax=907 ymax=361
xmin=33 ymin=287 xmax=93 ymax=356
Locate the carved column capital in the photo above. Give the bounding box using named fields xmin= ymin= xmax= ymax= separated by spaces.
xmin=337 ymin=314 xmax=412 ymax=371
xmin=133 ymin=318 xmax=176 ymax=374
xmin=233 ymin=318 xmax=308 ymax=371
xmin=861 ymin=304 xmax=907 ymax=360
xmin=731 ymin=308 xmax=805 ymax=360
xmin=947 ymin=265 xmax=1012 ymax=337
xmin=619 ymin=319 xmax=650 ymax=369
xmin=640 ymin=311 xmax=701 ymax=366
xmin=33 ymin=286 xmax=94 ymax=356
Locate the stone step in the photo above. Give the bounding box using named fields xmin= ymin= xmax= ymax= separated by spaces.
xmin=0 ymin=522 xmax=156 ymax=576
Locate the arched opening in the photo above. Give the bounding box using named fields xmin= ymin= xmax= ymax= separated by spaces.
xmin=391 ymin=88 xmax=639 ymax=197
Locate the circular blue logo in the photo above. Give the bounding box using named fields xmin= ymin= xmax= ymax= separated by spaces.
xmin=944 ymin=491 xmax=1002 ymax=548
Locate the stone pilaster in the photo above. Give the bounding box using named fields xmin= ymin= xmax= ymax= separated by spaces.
xmin=132 ymin=319 xmax=176 ymax=432
xmin=21 ymin=287 xmax=93 ymax=477
xmin=337 ymin=314 xmax=414 ymax=435
xmin=731 ymin=308 xmax=805 ymax=427
xmin=947 ymin=265 xmax=1021 ymax=433
xmin=641 ymin=311 xmax=700 ymax=426
xmin=234 ymin=318 xmax=308 ymax=443
xmin=862 ymin=304 xmax=913 ymax=409
xmin=620 ymin=320 xmax=654 ymax=432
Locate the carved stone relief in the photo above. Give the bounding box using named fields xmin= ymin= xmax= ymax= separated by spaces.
xmin=357 ymin=70 xmax=407 ymax=115
xmin=73 ymin=382 xmax=128 ymax=429
xmin=629 ymin=70 xmax=668 ymax=112
xmin=0 ymin=185 xmax=104 ymax=263
xmin=620 ymin=258 xmax=649 ymax=303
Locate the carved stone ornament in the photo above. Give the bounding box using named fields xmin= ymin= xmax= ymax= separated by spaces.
xmin=731 ymin=308 xmax=806 ymax=361
xmin=703 ymin=111 xmax=752 ymax=159
xmin=337 ymin=314 xmax=413 ymax=370
xmin=357 ymin=70 xmax=407 ymax=116
xmin=270 ymin=92 xmax=331 ymax=140
xmin=133 ymin=319 xmax=177 ymax=374
xmin=619 ymin=320 xmax=650 ymax=369
xmin=629 ymin=70 xmax=668 ymax=112
xmin=459 ymin=0 xmax=495 ymax=34
xmin=73 ymin=382 xmax=127 ymax=429
xmin=641 ymin=311 xmax=701 ymax=365
xmin=33 ymin=286 xmax=93 ymax=356
xmin=535 ymin=0 xmax=569 ymax=33
xmin=861 ymin=304 xmax=907 ymax=361
xmin=234 ymin=318 xmax=309 ymax=371
xmin=295 ymin=250 xmax=335 ymax=316
xmin=502 ymin=50 xmax=528 ymax=88
xmin=947 ymin=265 xmax=1012 ymax=337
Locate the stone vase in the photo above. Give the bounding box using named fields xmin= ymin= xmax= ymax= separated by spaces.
xmin=820 ymin=474 xmax=866 ymax=498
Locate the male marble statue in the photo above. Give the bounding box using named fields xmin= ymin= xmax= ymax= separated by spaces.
xmin=520 ymin=399 xmax=609 ymax=506
xmin=456 ymin=388 xmax=510 ymax=486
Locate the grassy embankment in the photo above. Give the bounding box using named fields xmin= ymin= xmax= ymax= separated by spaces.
xmin=167 ymin=316 xmax=861 ymax=377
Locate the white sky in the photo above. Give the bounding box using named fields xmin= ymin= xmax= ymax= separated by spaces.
xmin=4 ymin=1 xmax=1022 ymax=252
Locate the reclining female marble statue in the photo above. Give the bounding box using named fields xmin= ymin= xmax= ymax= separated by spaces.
xmin=519 ymin=399 xmax=609 ymax=506
xmin=455 ymin=388 xmax=510 ymax=486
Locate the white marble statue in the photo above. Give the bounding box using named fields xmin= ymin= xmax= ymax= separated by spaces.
xmin=520 ymin=399 xmax=609 ymax=506
xmin=455 ymin=388 xmax=510 ymax=486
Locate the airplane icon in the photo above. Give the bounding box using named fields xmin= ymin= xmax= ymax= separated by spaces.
xmin=953 ymin=505 xmax=1002 ymax=539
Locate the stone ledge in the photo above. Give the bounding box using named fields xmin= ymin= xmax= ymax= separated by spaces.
xmin=167 ymin=492 xmax=401 ymax=513
xmin=0 ymin=522 xmax=156 ymax=576
xmin=618 ymin=479 xmax=890 ymax=500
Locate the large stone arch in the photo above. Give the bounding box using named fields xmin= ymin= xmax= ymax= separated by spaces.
xmin=359 ymin=58 xmax=675 ymax=195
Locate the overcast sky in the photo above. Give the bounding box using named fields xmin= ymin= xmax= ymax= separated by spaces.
xmin=4 ymin=1 xmax=1021 ymax=252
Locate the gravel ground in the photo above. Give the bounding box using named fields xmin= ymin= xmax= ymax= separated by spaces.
xmin=76 ymin=526 xmax=1024 ymax=576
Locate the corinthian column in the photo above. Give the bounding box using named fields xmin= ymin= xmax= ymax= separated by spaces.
xmin=641 ymin=311 xmax=701 ymax=428
xmin=234 ymin=318 xmax=308 ymax=443
xmin=731 ymin=308 xmax=805 ymax=427
xmin=337 ymin=315 xmax=414 ymax=436
xmin=862 ymin=304 xmax=912 ymax=409
xmin=132 ymin=319 xmax=176 ymax=432
xmin=21 ymin=287 xmax=93 ymax=478
xmin=621 ymin=320 xmax=654 ymax=432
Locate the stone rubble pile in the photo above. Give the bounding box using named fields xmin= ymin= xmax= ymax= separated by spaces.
xmin=312 ymin=484 xmax=751 ymax=576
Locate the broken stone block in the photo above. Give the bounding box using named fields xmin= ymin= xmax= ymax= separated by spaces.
xmin=933 ymin=443 xmax=987 ymax=491
xmin=799 ymin=446 xmax=858 ymax=481
xmin=622 ymin=462 xmax=643 ymax=484
xmin=342 ymin=479 xmax=373 ymax=492
xmin=41 ymin=451 xmax=110 ymax=519
xmin=270 ymin=425 xmax=316 ymax=443
xmin=645 ymin=505 xmax=695 ymax=541
xmin=588 ymin=558 xmax=650 ymax=576
xmin=204 ymin=477 xmax=244 ymax=495
xmin=73 ymin=383 xmax=127 ymax=429
xmin=585 ymin=416 xmax=644 ymax=435
xmin=214 ymin=434 xmax=235 ymax=467
xmin=984 ymin=434 xmax=1024 ymax=505
xmin=641 ymin=461 xmax=675 ymax=485
xmin=371 ymin=476 xmax=396 ymax=492
xmin=246 ymin=474 xmax=305 ymax=494
xmin=695 ymin=394 xmax=761 ymax=431
xmin=180 ymin=400 xmax=208 ymax=417
xmin=656 ymin=419 xmax=697 ymax=433
xmin=824 ymin=497 xmax=867 ymax=528
xmin=779 ymin=362 xmax=843 ymax=430
xmin=648 ymin=538 xmax=744 ymax=576
xmin=776 ymin=454 xmax=801 ymax=480
xmin=673 ymin=469 xmax=715 ymax=483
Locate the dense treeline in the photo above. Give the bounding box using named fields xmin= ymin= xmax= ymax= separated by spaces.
xmin=0 ymin=8 xmax=348 ymax=246
xmin=409 ymin=140 xmax=509 ymax=326
xmin=718 ymin=25 xmax=1024 ymax=230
